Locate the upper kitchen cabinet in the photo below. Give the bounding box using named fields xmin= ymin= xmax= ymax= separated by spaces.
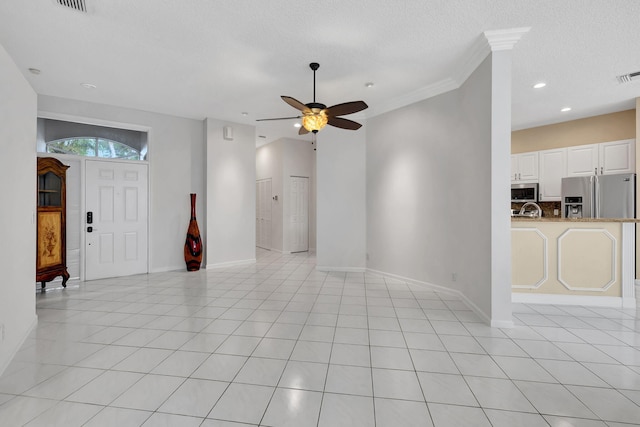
xmin=599 ymin=139 xmax=635 ymax=175
xmin=538 ymin=148 xmax=566 ymax=201
xmin=566 ymin=144 xmax=598 ymax=177
xmin=511 ymin=152 xmax=539 ymax=183
xmin=567 ymin=139 xmax=635 ymax=177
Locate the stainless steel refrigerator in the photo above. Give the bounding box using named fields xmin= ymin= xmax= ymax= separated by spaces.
xmin=561 ymin=173 xmax=636 ymax=219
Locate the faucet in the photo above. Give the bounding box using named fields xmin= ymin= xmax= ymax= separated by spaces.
xmin=519 ymin=202 xmax=542 ymax=218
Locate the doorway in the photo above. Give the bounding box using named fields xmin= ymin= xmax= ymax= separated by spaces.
xmin=290 ymin=176 xmax=309 ymax=253
xmin=85 ymin=160 xmax=149 ymax=280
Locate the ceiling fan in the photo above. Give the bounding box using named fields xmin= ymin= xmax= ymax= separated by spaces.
xmin=257 ymin=62 xmax=368 ymax=135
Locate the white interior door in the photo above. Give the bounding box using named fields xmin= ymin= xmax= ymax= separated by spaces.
xmin=290 ymin=176 xmax=309 ymax=253
xmin=256 ymin=179 xmax=272 ymax=249
xmin=85 ymin=160 xmax=148 ymax=280
xmin=263 ymin=179 xmax=272 ymax=249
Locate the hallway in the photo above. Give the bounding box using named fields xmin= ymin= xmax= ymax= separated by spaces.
xmin=1 ymin=250 xmax=639 ymax=426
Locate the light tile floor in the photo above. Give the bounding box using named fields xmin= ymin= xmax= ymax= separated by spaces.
xmin=1 ymin=249 xmax=640 ymax=426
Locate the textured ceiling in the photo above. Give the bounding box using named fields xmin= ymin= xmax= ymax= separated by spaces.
xmin=1 ymin=0 xmax=638 ymax=146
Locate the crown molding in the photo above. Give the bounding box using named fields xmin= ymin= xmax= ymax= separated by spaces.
xmin=366 ymin=77 xmax=458 ymax=118
xmin=365 ymin=27 xmax=530 ymax=119
xmin=452 ymin=34 xmax=492 ymax=89
xmin=484 ymin=27 xmax=531 ymax=51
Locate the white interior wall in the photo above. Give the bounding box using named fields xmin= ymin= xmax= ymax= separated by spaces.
xmin=0 ymin=43 xmax=37 ymax=375
xmin=256 ymin=140 xmax=284 ymax=252
xmin=366 ymin=56 xmax=496 ymax=322
xmin=38 ymin=95 xmax=205 ymax=273
xmin=205 ymin=119 xmax=256 ymax=267
xmin=316 ymin=127 xmax=367 ymax=270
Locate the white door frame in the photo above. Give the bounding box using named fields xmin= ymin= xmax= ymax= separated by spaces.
xmin=37 ymin=111 xmax=151 ymax=281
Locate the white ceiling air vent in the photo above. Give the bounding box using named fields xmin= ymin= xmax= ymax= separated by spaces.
xmin=54 ymin=0 xmax=87 ymax=13
xmin=616 ymin=71 xmax=640 ymax=84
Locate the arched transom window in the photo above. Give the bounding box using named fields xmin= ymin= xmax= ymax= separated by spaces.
xmin=46 ymin=137 xmax=142 ymax=160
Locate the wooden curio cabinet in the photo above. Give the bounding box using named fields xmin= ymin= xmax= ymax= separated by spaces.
xmin=37 ymin=157 xmax=70 ymax=289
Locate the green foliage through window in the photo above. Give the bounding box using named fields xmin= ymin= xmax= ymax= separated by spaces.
xmin=46 ymin=137 xmax=142 ymax=160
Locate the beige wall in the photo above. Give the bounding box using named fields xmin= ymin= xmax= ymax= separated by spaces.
xmin=512 ymin=109 xmax=636 ymax=153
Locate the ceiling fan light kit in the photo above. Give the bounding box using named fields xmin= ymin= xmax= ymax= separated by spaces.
xmin=257 ymin=62 xmax=368 ymax=135
xmin=301 ymin=109 xmax=328 ymax=132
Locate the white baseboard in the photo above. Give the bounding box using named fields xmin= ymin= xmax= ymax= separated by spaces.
xmin=0 ymin=314 xmax=37 ymax=377
xmin=151 ymin=265 xmax=185 ymax=274
xmin=364 ymin=268 xmax=512 ymax=328
xmin=206 ymin=258 xmax=256 ymax=269
xmin=512 ymin=292 xmax=634 ymax=308
xmin=491 ymin=319 xmax=515 ymax=328
xmin=257 ymin=248 xmax=290 ymax=254
xmin=316 ymin=266 xmax=366 ymax=273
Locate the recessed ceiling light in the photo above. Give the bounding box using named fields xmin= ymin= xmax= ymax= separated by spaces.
xmin=81 ymin=83 xmax=97 ymax=89
xmin=533 ymin=82 xmax=546 ymax=89
xmin=294 ymin=123 xmax=302 ymax=128
xmin=561 ymin=107 xmax=572 ymax=112
xmin=28 ymin=68 xmax=41 ymax=75
xmin=241 ymin=112 xmax=248 ymax=116
xmin=365 ymin=82 xmax=374 ymax=88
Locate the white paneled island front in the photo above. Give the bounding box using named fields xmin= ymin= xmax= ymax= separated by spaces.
xmin=512 ymin=218 xmax=637 ymax=308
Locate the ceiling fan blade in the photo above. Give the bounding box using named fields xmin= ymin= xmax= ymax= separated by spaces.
xmin=298 ymin=126 xmax=310 ymax=135
xmin=328 ymin=116 xmax=362 ymax=130
xmin=256 ymin=116 xmax=301 ymax=122
xmin=282 ymin=96 xmax=311 ymax=113
xmin=325 ymin=100 xmax=368 ymax=117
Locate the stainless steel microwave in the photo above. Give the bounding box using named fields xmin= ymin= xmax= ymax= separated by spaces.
xmin=511 ymin=183 xmax=538 ymax=202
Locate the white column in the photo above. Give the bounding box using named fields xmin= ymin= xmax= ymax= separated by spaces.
xmin=485 ymin=28 xmax=530 ymax=327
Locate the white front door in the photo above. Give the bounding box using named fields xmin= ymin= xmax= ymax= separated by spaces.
xmin=290 ymin=176 xmax=309 ymax=253
xmin=85 ymin=160 xmax=148 ymax=280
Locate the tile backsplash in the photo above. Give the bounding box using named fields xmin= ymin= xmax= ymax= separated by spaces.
xmin=511 ymin=201 xmax=561 ymax=217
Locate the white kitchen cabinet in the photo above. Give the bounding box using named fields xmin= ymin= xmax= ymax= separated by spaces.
xmin=511 ymin=152 xmax=539 ymax=183
xmin=599 ymin=139 xmax=635 ymax=175
xmin=538 ymin=148 xmax=566 ymax=201
xmin=567 ymin=139 xmax=635 ymax=177
xmin=566 ymin=144 xmax=599 ymax=177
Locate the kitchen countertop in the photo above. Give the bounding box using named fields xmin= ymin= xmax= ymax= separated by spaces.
xmin=511 ymin=217 xmax=640 ymax=223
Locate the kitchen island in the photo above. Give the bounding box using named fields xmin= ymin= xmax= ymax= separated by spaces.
xmin=512 ymin=217 xmax=637 ymax=308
